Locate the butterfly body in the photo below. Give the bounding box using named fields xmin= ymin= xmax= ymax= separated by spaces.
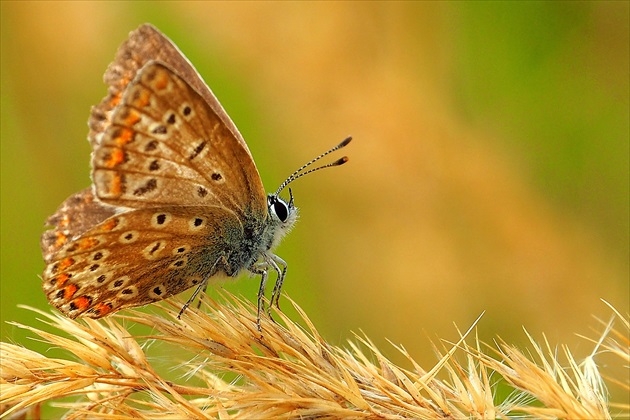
xmin=41 ymin=24 xmax=347 ymax=324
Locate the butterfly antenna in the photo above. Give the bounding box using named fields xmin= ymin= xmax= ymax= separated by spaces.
xmin=274 ymin=136 xmax=352 ymax=196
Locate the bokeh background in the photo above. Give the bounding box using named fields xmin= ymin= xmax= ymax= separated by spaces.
xmin=2 ymin=0 xmax=628 ymax=409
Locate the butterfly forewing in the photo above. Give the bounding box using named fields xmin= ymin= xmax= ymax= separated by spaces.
xmin=90 ymin=24 xmax=251 ymax=157
xmin=42 ymin=205 xmax=241 ymax=318
xmin=92 ymin=61 xmax=266 ymax=216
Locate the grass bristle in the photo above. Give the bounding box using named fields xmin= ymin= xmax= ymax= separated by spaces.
xmin=1 ymin=294 xmax=628 ymax=418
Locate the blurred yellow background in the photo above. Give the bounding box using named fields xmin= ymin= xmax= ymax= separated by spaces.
xmin=1 ymin=0 xmax=628 ymax=398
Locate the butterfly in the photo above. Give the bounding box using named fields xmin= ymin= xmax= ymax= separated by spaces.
xmin=40 ymin=24 xmax=350 ymax=329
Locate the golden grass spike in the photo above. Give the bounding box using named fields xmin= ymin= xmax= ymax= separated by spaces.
xmin=1 ymin=294 xmax=628 ymax=418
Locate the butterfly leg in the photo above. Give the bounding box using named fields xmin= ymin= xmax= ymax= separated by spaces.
xmin=195 ymin=284 xmax=208 ymax=310
xmin=249 ymin=264 xmax=268 ymax=331
xmin=268 ymin=254 xmax=287 ymax=316
xmin=178 ymin=280 xmax=207 ymax=319
xmin=178 ymin=255 xmax=226 ymax=319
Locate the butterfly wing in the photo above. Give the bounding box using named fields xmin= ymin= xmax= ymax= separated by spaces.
xmin=90 ymin=24 xmax=252 ymax=159
xmin=91 ymin=61 xmax=266 ymax=217
xmin=42 ymin=205 xmax=242 ymax=318
xmin=41 ymin=188 xmax=115 ymax=263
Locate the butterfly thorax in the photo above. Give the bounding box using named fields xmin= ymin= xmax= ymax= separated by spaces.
xmin=216 ymin=194 xmax=296 ymax=278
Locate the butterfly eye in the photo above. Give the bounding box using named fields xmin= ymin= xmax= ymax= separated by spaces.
xmin=274 ymin=200 xmax=289 ymax=222
xmin=269 ymin=198 xmax=290 ymax=223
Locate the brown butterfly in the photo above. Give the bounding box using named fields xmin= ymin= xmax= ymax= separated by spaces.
xmin=40 ymin=24 xmax=351 ymax=328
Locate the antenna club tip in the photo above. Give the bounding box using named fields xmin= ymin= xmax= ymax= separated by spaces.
xmin=334 ymin=156 xmax=349 ymax=166
xmin=339 ymin=136 xmax=352 ymax=148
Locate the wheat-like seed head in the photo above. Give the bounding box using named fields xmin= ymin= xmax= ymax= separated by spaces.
xmin=1 ymin=294 xmax=628 ymax=418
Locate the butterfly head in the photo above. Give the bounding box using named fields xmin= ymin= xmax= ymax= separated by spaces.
xmin=265 ymin=188 xmax=298 ymax=251
xmin=263 ymin=136 xmax=352 ymax=252
xmin=268 ymin=187 xmax=295 ymax=224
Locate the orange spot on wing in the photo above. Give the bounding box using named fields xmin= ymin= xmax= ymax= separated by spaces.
xmin=110 ymin=174 xmax=122 ymax=196
xmin=154 ymin=71 xmax=169 ymax=90
xmin=79 ymin=237 xmax=99 ymax=250
xmin=56 ymin=273 xmax=71 ymax=287
xmin=54 ymin=232 xmax=67 ymax=247
xmin=64 ymin=284 xmax=78 ymax=300
xmin=115 ymin=128 xmax=134 ymax=146
xmin=58 ymin=257 xmax=75 ymax=271
xmin=93 ymin=302 xmax=113 ymax=317
xmin=133 ymin=88 xmax=151 ymax=108
xmin=123 ymin=109 xmax=141 ymax=126
xmin=100 ymin=218 xmax=119 ymax=232
xmin=109 ymin=92 xmax=121 ymax=108
xmin=105 ymin=148 xmax=125 ymax=168
xmin=72 ymin=296 xmax=91 ymax=311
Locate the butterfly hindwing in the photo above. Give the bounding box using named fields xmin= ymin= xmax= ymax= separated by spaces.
xmin=42 ymin=205 xmax=244 ymax=318
xmin=41 ymin=188 xmax=117 ymax=264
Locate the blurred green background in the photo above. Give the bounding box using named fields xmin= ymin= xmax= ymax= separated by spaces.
xmin=1 ymin=0 xmax=628 ymax=410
